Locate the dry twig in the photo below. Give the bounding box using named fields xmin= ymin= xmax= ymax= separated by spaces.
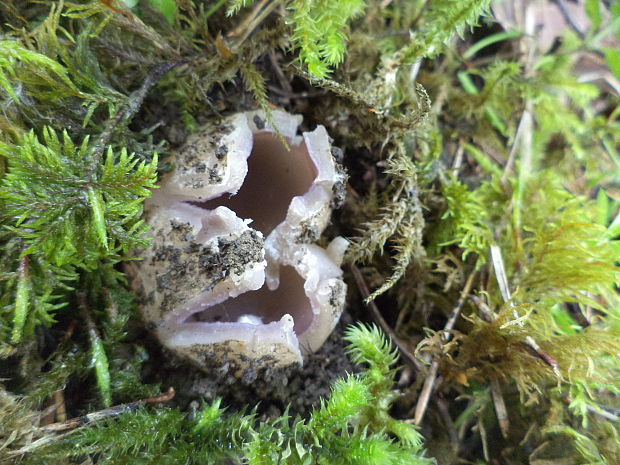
xmin=8 ymin=388 xmax=176 ymax=457
xmin=38 ymin=387 xmax=176 ymax=434
xmin=414 ymin=272 xmax=477 ymax=424
xmin=490 ymin=245 xmax=560 ymax=376
xmin=490 ymin=377 xmax=509 ymax=439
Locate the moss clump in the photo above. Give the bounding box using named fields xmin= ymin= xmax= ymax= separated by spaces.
xmin=4 ymin=324 xmax=431 ymax=465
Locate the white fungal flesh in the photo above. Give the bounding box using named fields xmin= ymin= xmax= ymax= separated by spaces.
xmin=129 ymin=110 xmax=347 ymax=370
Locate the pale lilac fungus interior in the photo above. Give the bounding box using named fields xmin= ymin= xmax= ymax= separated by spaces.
xmin=191 ymin=132 xmax=318 ymax=333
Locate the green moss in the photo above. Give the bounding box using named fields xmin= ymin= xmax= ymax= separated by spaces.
xmin=0 ymin=0 xmax=619 ymax=463
xmin=8 ymin=325 xmax=430 ymax=465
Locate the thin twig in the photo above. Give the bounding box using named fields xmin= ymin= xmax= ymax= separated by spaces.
xmin=227 ymin=0 xmax=269 ymax=38
xmin=478 ymin=417 xmax=490 ymax=462
xmin=443 ymin=272 xmax=477 ymax=334
xmin=450 ymin=140 xmax=464 ymax=176
xmin=53 ymin=391 xmax=66 ymax=423
xmin=7 ymin=431 xmax=73 ymax=457
xmin=233 ymin=0 xmax=279 ymax=48
xmin=38 ymin=387 xmax=176 ymax=434
xmin=522 ymin=336 xmax=559 ymax=374
xmin=435 ymin=397 xmax=459 ymax=453
xmin=88 ymin=61 xmax=182 ymax=171
xmin=490 ymin=245 xmax=560 ymax=376
xmin=8 ymin=388 xmax=176 ymax=457
xmin=414 ymin=272 xmax=477 ymax=424
xmin=268 ymin=51 xmax=293 ymax=95
xmin=350 ymin=264 xmax=422 ymax=370
xmin=500 ymin=98 xmax=532 ymax=184
xmin=397 ymin=364 xmax=415 ymax=387
xmin=564 ymin=302 xmax=590 ymax=328
xmin=414 ymin=362 xmax=440 ymax=425
xmin=469 ymin=295 xmax=494 ymax=323
xmin=490 ymin=378 xmax=509 ymax=439
xmin=561 ymin=395 xmax=620 ymax=422
xmin=490 ymin=245 xmax=511 ymax=302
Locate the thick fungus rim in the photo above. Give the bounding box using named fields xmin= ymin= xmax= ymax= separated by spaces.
xmin=199 ymin=132 xmax=318 ymax=235
xmin=190 ymin=132 xmax=318 ymax=334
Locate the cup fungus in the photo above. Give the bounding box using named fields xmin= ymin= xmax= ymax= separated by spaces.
xmin=128 ymin=110 xmax=347 ymax=371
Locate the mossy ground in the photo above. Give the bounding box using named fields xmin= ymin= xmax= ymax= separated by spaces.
xmin=1 ymin=1 xmax=619 ymax=464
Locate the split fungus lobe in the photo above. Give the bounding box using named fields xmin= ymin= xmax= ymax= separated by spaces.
xmin=128 ymin=110 xmax=348 ymax=370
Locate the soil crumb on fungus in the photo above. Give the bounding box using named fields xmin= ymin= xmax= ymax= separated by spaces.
xmin=127 ymin=110 xmax=347 ymax=373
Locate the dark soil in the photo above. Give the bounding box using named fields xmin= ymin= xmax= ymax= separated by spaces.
xmin=142 ymin=311 xmax=358 ymax=418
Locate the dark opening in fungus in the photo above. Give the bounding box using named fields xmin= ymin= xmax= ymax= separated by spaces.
xmin=200 ymin=133 xmax=318 ymax=235
xmin=128 ymin=110 xmax=347 ymax=370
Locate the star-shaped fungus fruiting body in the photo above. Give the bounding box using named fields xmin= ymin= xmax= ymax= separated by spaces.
xmin=127 ymin=110 xmax=348 ymax=373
